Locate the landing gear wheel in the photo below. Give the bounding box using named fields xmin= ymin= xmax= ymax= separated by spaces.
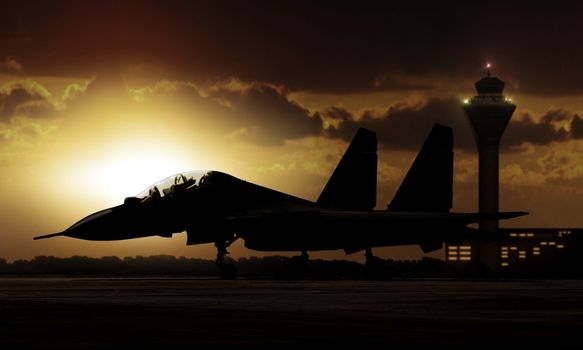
xmin=365 ymin=248 xmax=385 ymax=280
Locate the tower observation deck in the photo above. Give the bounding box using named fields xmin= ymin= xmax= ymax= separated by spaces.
xmin=463 ymin=66 xmax=516 ymax=270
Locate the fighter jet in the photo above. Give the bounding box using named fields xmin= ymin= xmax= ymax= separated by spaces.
xmin=35 ymin=124 xmax=526 ymax=278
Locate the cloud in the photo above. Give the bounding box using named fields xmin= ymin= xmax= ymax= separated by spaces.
xmin=5 ymin=74 xmax=579 ymax=152
xmin=0 ymin=75 xmax=322 ymax=147
xmin=2 ymin=1 xmax=583 ymax=96
xmin=569 ymin=115 xmax=583 ymax=139
xmin=137 ymin=79 xmax=324 ymax=146
xmin=62 ymin=81 xmax=90 ymax=105
xmin=0 ymin=58 xmax=22 ymax=73
xmin=325 ymin=98 xmax=583 ymax=152
xmin=324 ymin=97 xmax=475 ymax=151
xmin=0 ymin=118 xmax=58 ymax=151
xmin=0 ymin=80 xmax=56 ymax=120
xmin=224 ymin=83 xmax=323 ymax=145
xmin=503 ymin=111 xmax=570 ymax=149
xmin=485 ymin=143 xmax=583 ymax=202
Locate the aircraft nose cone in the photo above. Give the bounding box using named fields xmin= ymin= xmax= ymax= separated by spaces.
xmin=64 ymin=207 xmax=123 ymax=240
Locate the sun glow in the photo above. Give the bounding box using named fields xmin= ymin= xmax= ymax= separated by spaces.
xmin=55 ymin=139 xmax=199 ymax=206
xmin=89 ymin=149 xmax=194 ymax=199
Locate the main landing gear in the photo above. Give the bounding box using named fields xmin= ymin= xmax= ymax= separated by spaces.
xmin=283 ymin=250 xmax=309 ymax=280
xmin=365 ymin=248 xmax=385 ymax=280
xmin=215 ymin=236 xmax=238 ymax=279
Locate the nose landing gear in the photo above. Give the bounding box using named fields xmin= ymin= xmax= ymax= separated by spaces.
xmin=215 ymin=236 xmax=238 ymax=279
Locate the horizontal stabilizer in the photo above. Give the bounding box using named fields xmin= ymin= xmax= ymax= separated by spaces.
xmin=419 ymin=242 xmax=442 ymax=253
xmin=33 ymin=232 xmax=65 ymax=240
xmin=472 ymin=211 xmax=529 ymax=221
xmin=499 ymin=227 xmax=583 ymax=234
xmin=462 ymin=227 xmax=518 ymax=243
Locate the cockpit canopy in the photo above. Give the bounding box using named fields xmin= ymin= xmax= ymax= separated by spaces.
xmin=136 ymin=170 xmax=211 ymax=201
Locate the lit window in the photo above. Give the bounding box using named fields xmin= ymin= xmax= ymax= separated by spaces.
xmin=510 ymin=247 xmax=518 ymax=250
xmin=510 ymin=233 xmax=517 ymax=237
xmin=557 ymin=244 xmax=564 ymax=249
xmin=448 ymin=246 xmax=458 ymax=251
xmin=448 ymin=257 xmax=458 ymax=261
xmin=541 ymin=242 xmax=548 ymax=246
xmin=501 ymin=246 xmax=509 ymax=251
xmin=533 ymin=247 xmax=540 ymax=251
xmin=501 ymin=254 xmax=509 ymax=259
xmin=533 ymin=252 xmax=540 ymax=255
xmin=460 ymin=246 xmax=471 ymax=250
xmin=549 ymin=242 xmax=556 ymax=246
xmin=519 ymin=255 xmax=526 ymax=259
xmin=527 ymin=233 xmax=534 ymax=237
xmin=459 ymin=257 xmax=471 ymax=261
xmin=501 ymin=262 xmax=509 ymax=267
xmin=459 ymin=251 xmax=471 ymax=256
xmin=519 ymin=233 xmax=526 ymax=237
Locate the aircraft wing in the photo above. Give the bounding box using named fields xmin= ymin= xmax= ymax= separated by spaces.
xmin=461 ymin=226 xmax=518 ymax=242
xmin=228 ymin=209 xmax=527 ymax=253
xmin=498 ymin=227 xmax=583 ymax=234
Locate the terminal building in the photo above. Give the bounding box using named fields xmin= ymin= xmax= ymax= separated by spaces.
xmin=446 ymin=67 xmax=583 ymax=276
xmin=447 ymin=228 xmax=583 ymax=277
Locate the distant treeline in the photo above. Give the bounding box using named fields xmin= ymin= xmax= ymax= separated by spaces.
xmin=1 ymin=255 xmax=580 ymax=278
xmin=0 ymin=255 xmax=456 ymax=278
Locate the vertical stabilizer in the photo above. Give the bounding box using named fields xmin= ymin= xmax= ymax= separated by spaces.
xmin=388 ymin=123 xmax=453 ymax=212
xmin=317 ymin=128 xmax=377 ymax=210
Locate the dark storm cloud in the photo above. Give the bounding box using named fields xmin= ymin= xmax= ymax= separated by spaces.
xmin=325 ymin=97 xmax=475 ymax=151
xmin=2 ymin=1 xmax=583 ymax=96
xmin=0 ymin=83 xmax=55 ymax=120
xmin=228 ymin=84 xmax=323 ymax=145
xmin=0 ymin=58 xmax=22 ymax=73
xmin=131 ymin=79 xmax=323 ymax=146
xmin=326 ymin=99 xmax=583 ymax=152
xmin=201 ymin=83 xmax=323 ymax=146
xmin=569 ymin=115 xmax=583 ymax=139
xmin=503 ymin=111 xmax=570 ymax=148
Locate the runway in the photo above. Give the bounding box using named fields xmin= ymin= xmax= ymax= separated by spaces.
xmin=1 ymin=278 xmax=582 ymax=348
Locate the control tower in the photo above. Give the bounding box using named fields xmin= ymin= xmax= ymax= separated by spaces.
xmin=464 ymin=65 xmax=516 ymax=269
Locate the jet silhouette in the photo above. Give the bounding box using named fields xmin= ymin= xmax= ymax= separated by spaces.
xmin=35 ymin=124 xmax=525 ymax=278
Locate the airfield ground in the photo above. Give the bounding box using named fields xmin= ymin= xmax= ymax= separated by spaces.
xmin=1 ymin=278 xmax=582 ymax=348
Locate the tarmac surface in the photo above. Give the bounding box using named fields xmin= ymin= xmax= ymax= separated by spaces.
xmin=1 ymin=278 xmax=582 ymax=349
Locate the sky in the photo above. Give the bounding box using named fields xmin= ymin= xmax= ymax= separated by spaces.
xmin=2 ymin=0 xmax=583 ymax=262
